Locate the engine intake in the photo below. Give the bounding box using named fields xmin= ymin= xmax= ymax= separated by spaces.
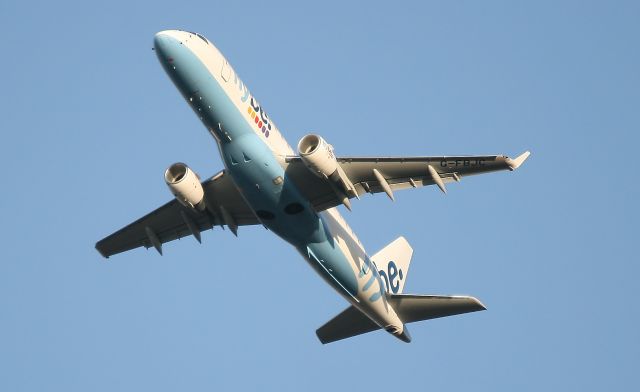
xmin=164 ymin=162 xmax=205 ymax=210
xmin=297 ymin=134 xmax=338 ymax=178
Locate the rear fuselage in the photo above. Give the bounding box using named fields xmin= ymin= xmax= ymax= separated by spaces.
xmin=153 ymin=30 xmax=407 ymax=340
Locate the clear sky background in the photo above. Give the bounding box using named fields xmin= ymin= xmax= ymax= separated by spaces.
xmin=1 ymin=1 xmax=638 ymax=390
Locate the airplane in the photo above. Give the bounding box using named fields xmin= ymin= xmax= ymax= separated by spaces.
xmin=96 ymin=30 xmax=530 ymax=344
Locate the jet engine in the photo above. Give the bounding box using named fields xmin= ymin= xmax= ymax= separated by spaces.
xmin=164 ymin=162 xmax=206 ymax=210
xmin=297 ymin=134 xmax=338 ymax=178
xmin=297 ymin=134 xmax=358 ymax=210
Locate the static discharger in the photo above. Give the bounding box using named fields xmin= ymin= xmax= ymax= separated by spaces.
xmin=428 ymin=165 xmax=447 ymax=194
xmin=373 ymin=169 xmax=394 ymax=201
xmin=145 ymin=226 xmax=163 ymax=255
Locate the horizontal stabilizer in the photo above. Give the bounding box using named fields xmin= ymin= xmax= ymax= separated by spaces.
xmin=387 ymin=294 xmax=486 ymax=323
xmin=316 ymin=294 xmax=485 ymax=344
xmin=316 ymin=306 xmax=379 ymax=344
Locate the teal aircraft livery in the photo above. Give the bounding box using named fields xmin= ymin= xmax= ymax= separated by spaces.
xmin=96 ymin=30 xmax=530 ymax=344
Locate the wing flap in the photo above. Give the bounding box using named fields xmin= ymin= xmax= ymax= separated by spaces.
xmin=339 ymin=155 xmax=518 ymax=198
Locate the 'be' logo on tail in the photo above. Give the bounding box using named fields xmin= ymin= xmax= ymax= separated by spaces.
xmin=378 ymin=261 xmax=404 ymax=294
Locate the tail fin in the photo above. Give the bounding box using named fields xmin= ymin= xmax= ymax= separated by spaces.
xmin=316 ymin=294 xmax=485 ymax=344
xmin=371 ymin=236 xmax=413 ymax=294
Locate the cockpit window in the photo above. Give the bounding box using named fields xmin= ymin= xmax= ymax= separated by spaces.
xmin=195 ymin=33 xmax=209 ymax=44
xmin=186 ymin=31 xmax=209 ymax=45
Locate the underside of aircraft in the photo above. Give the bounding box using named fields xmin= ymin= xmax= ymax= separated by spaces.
xmin=96 ymin=30 xmax=529 ymax=343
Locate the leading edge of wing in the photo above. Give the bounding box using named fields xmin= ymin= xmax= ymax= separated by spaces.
xmin=285 ymin=152 xmax=530 ymax=163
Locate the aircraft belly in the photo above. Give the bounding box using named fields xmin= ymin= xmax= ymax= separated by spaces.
xmin=155 ymin=31 xmax=403 ymax=333
xmin=222 ymin=139 xmax=400 ymax=329
xmin=223 ymin=142 xmax=402 ymax=330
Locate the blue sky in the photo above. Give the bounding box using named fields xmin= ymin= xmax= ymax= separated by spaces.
xmin=1 ymin=0 xmax=638 ymax=390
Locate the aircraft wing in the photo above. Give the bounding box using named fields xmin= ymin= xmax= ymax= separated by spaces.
xmin=285 ymin=151 xmax=530 ymax=211
xmin=96 ymin=170 xmax=259 ymax=258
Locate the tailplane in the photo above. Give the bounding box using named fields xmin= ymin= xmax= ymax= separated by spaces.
xmin=371 ymin=236 xmax=413 ymax=294
xmin=388 ymin=294 xmax=486 ymax=323
xmin=316 ymin=294 xmax=485 ymax=344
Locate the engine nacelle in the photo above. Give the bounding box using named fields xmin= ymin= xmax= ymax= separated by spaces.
xmin=164 ymin=162 xmax=205 ymax=210
xmin=297 ymin=134 xmax=338 ymax=178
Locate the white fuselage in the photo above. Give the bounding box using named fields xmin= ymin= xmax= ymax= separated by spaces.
xmin=153 ymin=30 xmax=408 ymax=340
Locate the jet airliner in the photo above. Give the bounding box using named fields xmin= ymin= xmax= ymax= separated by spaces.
xmin=96 ymin=30 xmax=530 ymax=344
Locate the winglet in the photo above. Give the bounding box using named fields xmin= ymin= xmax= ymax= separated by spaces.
xmin=506 ymin=151 xmax=531 ymax=171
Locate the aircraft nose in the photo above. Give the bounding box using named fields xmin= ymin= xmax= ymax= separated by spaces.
xmin=154 ymin=31 xmax=184 ymax=64
xmin=153 ymin=31 xmax=172 ymax=53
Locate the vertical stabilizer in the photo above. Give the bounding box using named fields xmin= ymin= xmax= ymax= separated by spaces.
xmin=371 ymin=237 xmax=413 ymax=294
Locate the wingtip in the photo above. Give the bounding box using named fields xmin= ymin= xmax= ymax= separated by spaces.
xmin=95 ymin=243 xmax=109 ymax=259
xmin=506 ymin=150 xmax=531 ymax=171
xmin=472 ymin=296 xmax=488 ymax=311
xmin=316 ymin=330 xmax=329 ymax=345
